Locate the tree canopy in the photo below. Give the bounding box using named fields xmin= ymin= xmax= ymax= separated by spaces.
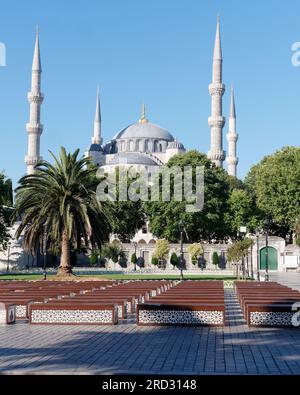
xmin=0 ymin=172 xmax=13 ymax=207
xmin=225 ymin=188 xmax=262 ymax=237
xmin=152 ymin=239 xmax=169 ymax=261
xmin=144 ymin=150 xmax=232 ymax=242
xmin=245 ymin=146 xmax=300 ymax=239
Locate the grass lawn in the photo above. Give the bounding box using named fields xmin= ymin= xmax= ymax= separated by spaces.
xmin=0 ymin=273 xmax=238 ymax=281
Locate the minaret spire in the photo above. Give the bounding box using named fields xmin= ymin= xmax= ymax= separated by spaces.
xmin=207 ymin=15 xmax=226 ymax=168
xmin=226 ymin=85 xmax=239 ymax=177
xmin=25 ymin=28 xmax=44 ymax=175
xmin=32 ymin=25 xmax=41 ymax=72
xmin=230 ymin=84 xmax=236 ymax=118
xmin=92 ymin=87 xmax=102 ymax=145
xmin=139 ymin=102 xmax=148 ymax=124
xmin=213 ymin=15 xmax=222 ymax=62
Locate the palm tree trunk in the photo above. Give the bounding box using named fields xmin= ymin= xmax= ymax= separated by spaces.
xmin=57 ymin=230 xmax=73 ymax=276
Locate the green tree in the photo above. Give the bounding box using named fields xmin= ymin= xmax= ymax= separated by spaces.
xmin=13 ymin=147 xmax=111 ymax=276
xmin=152 ymin=239 xmax=169 ymax=266
xmin=0 ymin=215 xmax=10 ymax=251
xmin=144 ymin=150 xmax=231 ymax=242
xmin=104 ymin=167 xmax=146 ymax=242
xmin=131 ymin=252 xmax=138 ymax=270
xmin=225 ymin=188 xmax=261 ymax=237
xmin=0 ymin=173 xmax=13 ymax=207
xmin=227 ymin=238 xmax=254 ymax=279
xmin=245 ymin=146 xmax=300 ymax=240
xmin=187 ymin=243 xmax=204 ymax=266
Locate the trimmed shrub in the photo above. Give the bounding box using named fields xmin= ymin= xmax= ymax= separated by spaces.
xmin=170 ymin=252 xmax=179 ymax=267
xmin=131 ymin=253 xmax=138 ymax=264
xmin=151 ymin=256 xmax=159 ymax=266
xmin=89 ymin=251 xmax=98 ymax=266
xmin=212 ymin=251 xmax=220 ymax=266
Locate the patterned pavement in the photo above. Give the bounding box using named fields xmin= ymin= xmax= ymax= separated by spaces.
xmin=0 ymin=277 xmax=300 ymax=375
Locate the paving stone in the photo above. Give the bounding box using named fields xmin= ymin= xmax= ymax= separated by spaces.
xmin=1 ymin=274 xmax=300 ymax=374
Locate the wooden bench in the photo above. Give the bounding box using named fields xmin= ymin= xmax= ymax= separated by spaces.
xmin=0 ymin=302 xmax=16 ymax=324
xmin=29 ymin=302 xmax=118 ymax=325
xmin=137 ymin=281 xmax=225 ymax=326
xmin=235 ymin=281 xmax=300 ymax=327
xmin=53 ymin=297 xmax=129 ymax=319
xmin=137 ymin=302 xmax=225 ymax=326
xmin=0 ymin=296 xmax=44 ymax=319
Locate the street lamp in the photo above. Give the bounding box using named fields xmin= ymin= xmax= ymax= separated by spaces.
xmin=239 ymin=226 xmax=247 ymax=278
xmin=179 ymin=220 xmax=184 ymax=281
xmin=255 ymin=228 xmax=260 ymax=281
xmin=43 ymin=224 xmax=47 ymax=280
xmin=263 ymin=219 xmax=270 ymax=281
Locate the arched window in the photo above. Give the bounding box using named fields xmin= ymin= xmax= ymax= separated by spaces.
xmin=145 ymin=139 xmax=150 ymax=151
xmin=135 ymin=139 xmax=140 ymax=151
xmin=129 ymin=140 xmax=134 ymax=152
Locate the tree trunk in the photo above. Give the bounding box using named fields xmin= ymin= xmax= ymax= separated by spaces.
xmin=57 ymin=230 xmax=73 ymax=276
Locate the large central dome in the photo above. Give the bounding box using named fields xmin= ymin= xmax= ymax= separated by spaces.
xmin=113 ymin=121 xmax=174 ymax=141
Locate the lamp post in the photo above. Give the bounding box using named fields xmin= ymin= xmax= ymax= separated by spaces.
xmin=239 ymin=226 xmax=247 ymax=279
xmin=43 ymin=224 xmax=47 ymax=280
xmin=263 ymin=219 xmax=270 ymax=281
xmin=179 ymin=221 xmax=184 ymax=281
xmin=250 ymin=243 xmax=254 ymax=280
xmin=255 ymin=229 xmax=260 ymax=281
xmin=6 ymin=242 xmax=11 ymax=273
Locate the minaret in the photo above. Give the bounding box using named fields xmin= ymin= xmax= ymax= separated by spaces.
xmin=25 ymin=27 xmax=44 ymax=175
xmin=91 ymin=88 xmax=102 ymax=145
xmin=207 ymin=16 xmax=226 ymax=168
xmin=226 ymin=85 xmax=239 ymax=177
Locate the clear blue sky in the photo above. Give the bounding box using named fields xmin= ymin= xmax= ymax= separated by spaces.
xmin=0 ymin=0 xmax=299 ymax=187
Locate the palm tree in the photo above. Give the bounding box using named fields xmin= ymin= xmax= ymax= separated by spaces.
xmin=13 ymin=147 xmax=111 ymax=277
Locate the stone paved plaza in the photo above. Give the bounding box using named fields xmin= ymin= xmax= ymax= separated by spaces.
xmin=0 ymin=273 xmax=300 ymax=375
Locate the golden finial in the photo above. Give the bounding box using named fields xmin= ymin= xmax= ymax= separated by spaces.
xmin=139 ymin=103 xmax=148 ymax=124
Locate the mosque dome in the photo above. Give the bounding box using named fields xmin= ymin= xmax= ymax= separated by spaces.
xmin=113 ymin=122 xmax=174 ymax=141
xmin=113 ymin=104 xmax=174 ymax=142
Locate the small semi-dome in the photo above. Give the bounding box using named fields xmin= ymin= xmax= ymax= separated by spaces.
xmin=167 ymin=139 xmax=184 ymax=149
xmin=107 ymin=152 xmax=160 ymax=166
